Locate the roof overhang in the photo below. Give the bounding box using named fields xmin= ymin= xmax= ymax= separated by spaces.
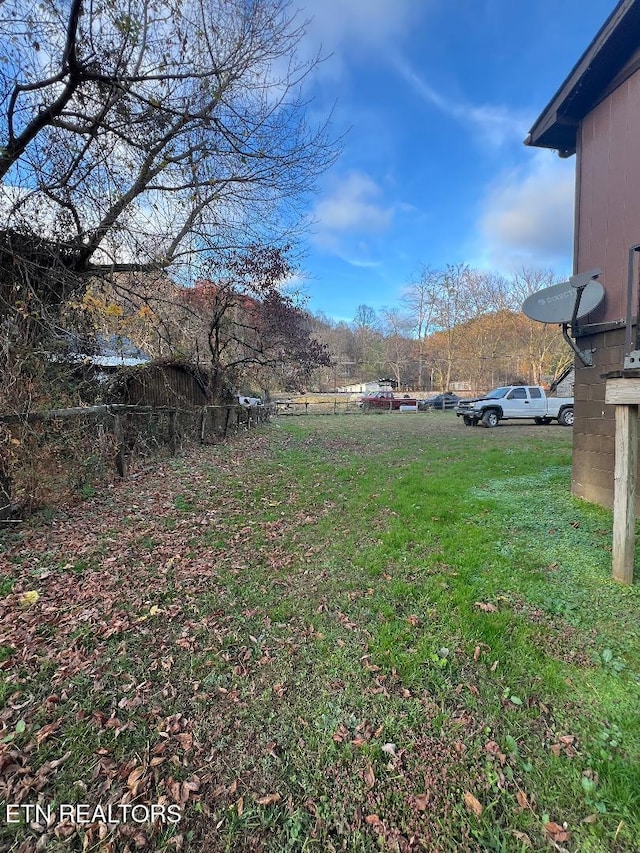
xmin=525 ymin=0 xmax=640 ymax=156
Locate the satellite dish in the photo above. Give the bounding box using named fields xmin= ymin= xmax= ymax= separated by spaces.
xmin=522 ymin=270 xmax=604 ymax=324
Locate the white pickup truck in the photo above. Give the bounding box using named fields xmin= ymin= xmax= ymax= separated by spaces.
xmin=455 ymin=385 xmax=574 ymax=427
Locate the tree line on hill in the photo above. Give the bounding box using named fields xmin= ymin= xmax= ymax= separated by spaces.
xmin=307 ymin=264 xmax=573 ymax=394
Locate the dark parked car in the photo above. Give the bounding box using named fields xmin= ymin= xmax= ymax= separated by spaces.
xmin=419 ymin=392 xmax=460 ymax=411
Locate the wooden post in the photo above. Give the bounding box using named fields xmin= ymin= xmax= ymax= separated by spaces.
xmin=113 ymin=413 xmax=127 ymax=478
xmin=0 ymin=453 xmax=11 ymax=521
xmin=605 ymin=377 xmax=640 ymax=583
xmin=200 ymin=407 xmax=207 ymax=444
xmin=168 ymin=409 xmax=177 ymax=455
xmin=612 ymin=404 xmax=638 ymax=583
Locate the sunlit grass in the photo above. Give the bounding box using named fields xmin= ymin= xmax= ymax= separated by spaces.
xmin=2 ymin=413 xmax=639 ymax=852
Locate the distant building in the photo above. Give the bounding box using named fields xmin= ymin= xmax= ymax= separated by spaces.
xmin=549 ymin=366 xmax=575 ymax=398
xmin=338 ymin=379 xmax=397 ymax=394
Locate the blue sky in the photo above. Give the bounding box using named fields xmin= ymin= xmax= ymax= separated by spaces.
xmin=294 ymin=0 xmax=616 ymax=322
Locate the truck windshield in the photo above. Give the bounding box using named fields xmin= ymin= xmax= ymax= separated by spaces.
xmin=485 ymin=387 xmax=509 ymax=399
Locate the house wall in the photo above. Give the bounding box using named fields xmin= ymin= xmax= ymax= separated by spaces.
xmin=572 ymin=64 xmax=640 ymax=508
xmin=552 ymin=369 xmax=575 ymax=397
xmin=576 ymin=68 xmax=640 ymax=323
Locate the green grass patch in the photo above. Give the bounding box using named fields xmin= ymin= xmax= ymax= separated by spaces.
xmin=1 ymin=414 xmax=639 ymax=852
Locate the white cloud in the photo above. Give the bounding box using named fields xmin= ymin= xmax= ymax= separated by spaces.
xmin=310 ymin=171 xmax=394 ymax=267
xmin=293 ymin=0 xmax=424 ymax=81
xmin=477 ymin=151 xmax=575 ymax=272
xmin=302 ymin=0 xmax=419 ymax=48
xmin=391 ymin=57 xmax=528 ymax=148
xmin=313 ymin=171 xmax=392 ymax=238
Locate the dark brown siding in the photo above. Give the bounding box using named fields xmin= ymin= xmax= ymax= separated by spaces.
xmin=576 ymin=70 xmax=640 ymax=324
xmin=123 ymin=366 xmax=207 ymax=408
xmin=571 ymin=65 xmax=640 ymax=509
xmin=572 ymin=326 xmax=640 ymax=510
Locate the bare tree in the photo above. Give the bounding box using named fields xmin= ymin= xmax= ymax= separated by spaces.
xmin=351 ymin=304 xmax=383 ymax=381
xmin=507 ymin=268 xmax=573 ymax=383
xmin=381 ymin=308 xmax=413 ymax=388
xmin=402 ymin=267 xmax=438 ymax=390
xmin=0 ymin=0 xmax=338 ymax=346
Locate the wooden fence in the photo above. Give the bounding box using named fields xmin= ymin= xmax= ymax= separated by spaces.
xmin=0 ymin=403 xmax=274 ymax=519
xmin=275 ymin=399 xmax=364 ymax=415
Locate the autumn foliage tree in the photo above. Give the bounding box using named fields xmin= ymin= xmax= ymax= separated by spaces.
xmin=180 ymin=245 xmax=331 ymax=397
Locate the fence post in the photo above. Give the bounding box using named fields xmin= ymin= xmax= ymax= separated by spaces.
xmin=113 ymin=413 xmax=127 ymax=478
xmin=0 ymin=445 xmax=11 ymax=520
xmin=200 ymin=407 xmax=207 ymax=444
xmin=168 ymin=409 xmax=177 ymax=455
xmin=224 ymin=406 xmax=231 ymax=438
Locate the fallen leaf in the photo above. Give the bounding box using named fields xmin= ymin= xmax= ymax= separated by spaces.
xmin=516 ymin=790 xmax=529 ymax=809
xmin=463 ymin=792 xmax=483 ymax=817
xmin=545 ymin=821 xmax=570 ymax=843
xmin=256 ymin=793 xmax=281 ymax=806
xmin=364 ymin=763 xmax=376 ymax=789
xmin=473 ymin=645 xmax=481 ymax=661
xmin=332 ymin=724 xmax=349 ymax=743
xmin=485 ymin=741 xmax=506 ymax=766
xmin=176 ymin=732 xmax=193 ymax=751
xmin=474 ymin=602 xmax=497 ymax=613
xmin=512 ymin=830 xmax=532 ymax=847
xmin=413 ymin=794 xmax=429 ymax=810
xmin=365 ymin=814 xmax=382 ymax=826
xmin=126 ymin=766 xmax=145 ymax=792
xmin=35 ymin=719 xmax=62 ymax=745
xmin=20 ymin=590 xmax=39 ymax=606
xmin=133 ymin=831 xmax=148 ymax=848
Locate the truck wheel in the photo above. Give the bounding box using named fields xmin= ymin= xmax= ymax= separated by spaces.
xmin=463 ymin=416 xmax=473 ymax=426
xmin=534 ymin=417 xmax=552 ymax=425
xmin=558 ymin=407 xmax=574 ymax=427
xmin=481 ymin=409 xmax=500 ymax=428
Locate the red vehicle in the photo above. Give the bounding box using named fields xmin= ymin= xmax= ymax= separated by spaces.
xmin=359 ymin=390 xmax=419 ymax=410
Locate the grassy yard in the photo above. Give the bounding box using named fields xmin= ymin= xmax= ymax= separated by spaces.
xmin=1 ymin=413 xmax=639 ymax=852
